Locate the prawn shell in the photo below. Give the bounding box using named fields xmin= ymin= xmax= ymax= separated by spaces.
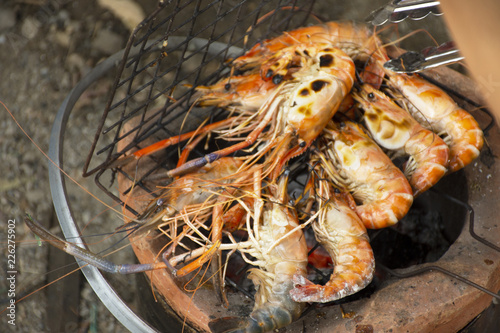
xmin=284 ymin=46 xmax=355 ymax=143
xmin=290 ymin=189 xmax=375 ymax=303
xmin=353 ymin=84 xmax=450 ymax=196
xmin=324 ymin=121 xmax=414 ymax=229
xmin=387 ymin=73 xmax=484 ymax=173
xmin=195 ymin=73 xmax=281 ymax=111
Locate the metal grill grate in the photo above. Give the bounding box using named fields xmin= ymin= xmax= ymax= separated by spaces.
xmin=83 ymin=0 xmax=318 ymax=213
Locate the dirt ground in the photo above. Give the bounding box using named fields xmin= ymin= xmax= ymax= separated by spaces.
xmin=0 ymin=1 xmax=157 ymax=332
xmin=0 ymin=1 xmax=453 ymax=332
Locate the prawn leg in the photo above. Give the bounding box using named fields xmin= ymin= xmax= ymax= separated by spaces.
xmin=107 ymin=117 xmax=239 ymax=170
xmin=210 ymin=181 xmax=255 ymax=305
xmin=152 ymin=85 xmax=287 ymax=179
xmin=172 ymin=240 xmax=222 ymax=277
xmin=24 ymin=214 xmax=167 ymax=274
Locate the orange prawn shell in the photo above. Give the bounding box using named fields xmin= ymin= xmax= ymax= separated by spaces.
xmin=235 ymin=21 xmax=386 ymax=87
xmin=387 ymin=73 xmax=484 ymax=172
xmin=324 ymin=121 xmax=414 ymax=229
xmin=353 ymin=84 xmax=450 ymax=196
xmin=284 ymin=47 xmax=355 ymax=143
xmin=196 ymin=73 xmax=280 ymax=110
xmin=237 ymin=21 xmax=379 ymax=61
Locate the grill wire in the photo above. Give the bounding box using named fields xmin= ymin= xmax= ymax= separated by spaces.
xmin=80 ymin=0 xmax=499 ymax=329
xmin=83 ymin=0 xmax=318 ymax=210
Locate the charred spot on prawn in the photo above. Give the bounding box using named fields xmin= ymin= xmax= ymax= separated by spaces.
xmin=319 ymin=54 xmax=335 ymax=68
xmin=297 ymin=105 xmax=313 ymax=117
xmin=311 ymin=80 xmax=329 ymax=92
xmin=299 ymin=88 xmax=310 ymax=96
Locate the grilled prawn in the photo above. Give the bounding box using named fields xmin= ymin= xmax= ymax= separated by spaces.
xmin=353 ymin=84 xmax=450 ymax=196
xmin=290 ymin=173 xmax=375 ymax=303
xmin=233 ymin=21 xmax=386 ymax=87
xmin=210 ymin=170 xmax=308 ymax=332
xmin=385 ymin=73 xmax=484 ymax=173
xmin=159 ymin=45 xmax=355 ymax=180
xmin=134 ymin=157 xmax=244 ymax=236
xmin=319 ymin=121 xmax=414 ymax=229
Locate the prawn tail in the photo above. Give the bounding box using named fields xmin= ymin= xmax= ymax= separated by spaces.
xmin=357 ymin=191 xmax=414 ymax=229
xmin=447 ymin=109 xmax=484 ymax=173
xmin=290 ymin=237 xmax=375 ymax=303
xmin=290 ymin=266 xmax=374 ymax=303
xmin=208 ymin=301 xmax=302 ymax=333
xmin=405 ymin=129 xmax=450 ymax=196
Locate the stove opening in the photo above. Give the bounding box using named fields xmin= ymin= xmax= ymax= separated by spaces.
xmin=370 ymin=170 xmax=468 ymax=269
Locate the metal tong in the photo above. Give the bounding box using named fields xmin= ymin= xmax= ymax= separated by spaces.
xmin=366 ymin=1 xmax=465 ymax=73
xmin=366 ymin=0 xmax=442 ymax=26
xmin=384 ymin=41 xmax=464 ymax=73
